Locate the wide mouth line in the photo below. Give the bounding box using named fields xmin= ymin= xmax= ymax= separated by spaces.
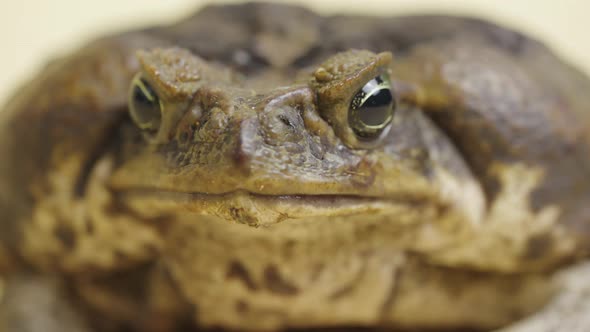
xmin=112 ymin=187 xmax=442 ymax=226
xmin=113 ymin=187 xmax=436 ymax=205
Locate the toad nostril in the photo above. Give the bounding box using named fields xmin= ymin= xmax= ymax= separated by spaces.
xmin=259 ymin=107 xmax=307 ymax=145
xmin=278 ymin=114 xmax=295 ymax=129
xmin=179 ymin=131 xmax=189 ymax=143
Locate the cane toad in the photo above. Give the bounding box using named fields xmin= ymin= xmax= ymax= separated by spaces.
xmin=0 ymin=2 xmax=589 ymax=332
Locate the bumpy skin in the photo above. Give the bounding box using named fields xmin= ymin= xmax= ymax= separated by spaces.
xmin=0 ymin=2 xmax=589 ymax=332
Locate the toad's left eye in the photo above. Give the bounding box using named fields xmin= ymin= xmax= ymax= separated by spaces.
xmin=349 ymin=74 xmax=396 ymax=139
xmin=128 ymin=74 xmax=162 ymax=133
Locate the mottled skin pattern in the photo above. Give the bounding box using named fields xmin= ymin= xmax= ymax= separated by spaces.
xmin=0 ymin=2 xmax=589 ymax=332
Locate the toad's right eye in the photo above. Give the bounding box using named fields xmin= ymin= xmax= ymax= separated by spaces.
xmin=348 ymin=73 xmax=395 ymax=140
xmin=129 ymin=74 xmax=162 ymax=133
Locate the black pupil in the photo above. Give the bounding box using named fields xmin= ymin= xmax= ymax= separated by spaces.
xmin=133 ymin=82 xmax=154 ymax=106
xmin=131 ymin=79 xmax=160 ymax=129
xmin=358 ymin=88 xmax=393 ymax=126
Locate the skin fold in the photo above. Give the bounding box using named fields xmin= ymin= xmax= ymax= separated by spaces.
xmin=0 ymin=2 xmax=588 ymax=332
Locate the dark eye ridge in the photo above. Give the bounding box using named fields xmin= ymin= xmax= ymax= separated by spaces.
xmin=349 ymin=74 xmax=396 ymax=139
xmin=129 ymin=74 xmax=162 ymax=132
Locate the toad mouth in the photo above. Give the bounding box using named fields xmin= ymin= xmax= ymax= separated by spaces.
xmin=115 ymin=189 xmax=439 ymax=227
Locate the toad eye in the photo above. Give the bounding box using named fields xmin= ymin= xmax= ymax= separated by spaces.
xmin=128 ymin=74 xmax=162 ymax=133
xmin=349 ymin=74 xmax=396 ymax=139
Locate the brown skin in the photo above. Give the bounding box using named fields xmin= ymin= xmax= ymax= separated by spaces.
xmin=0 ymin=2 xmax=589 ymax=332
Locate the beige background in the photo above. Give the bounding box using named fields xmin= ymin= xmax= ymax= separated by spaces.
xmin=0 ymin=0 xmax=588 ymax=105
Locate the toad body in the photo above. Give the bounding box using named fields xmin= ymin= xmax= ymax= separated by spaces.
xmin=0 ymin=3 xmax=589 ymax=332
